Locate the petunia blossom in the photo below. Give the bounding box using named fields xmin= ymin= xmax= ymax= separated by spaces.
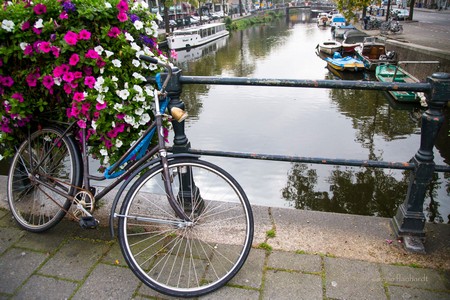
xmin=69 ymin=53 xmax=79 ymax=66
xmin=64 ymin=31 xmax=78 ymax=46
xmin=39 ymin=41 xmax=51 ymax=53
xmin=11 ymin=93 xmax=24 ymax=103
xmin=73 ymin=92 xmax=85 ymax=102
xmin=117 ymin=12 xmax=128 ymax=22
xmin=107 ymin=27 xmax=121 ymax=38
xmin=84 ymin=76 xmax=96 ymax=89
xmin=85 ymin=49 xmax=99 ymax=59
xmin=79 ymin=29 xmax=91 ymax=40
xmin=42 ymin=75 xmax=54 ymax=89
xmin=33 ymin=4 xmax=47 ymax=15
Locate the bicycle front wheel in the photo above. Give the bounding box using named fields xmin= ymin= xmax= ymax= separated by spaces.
xmin=7 ymin=126 xmax=82 ymax=232
xmin=118 ymin=158 xmax=253 ymax=298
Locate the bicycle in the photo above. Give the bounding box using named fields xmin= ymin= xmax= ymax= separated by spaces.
xmin=7 ymin=55 xmax=254 ymax=298
xmin=380 ymin=18 xmax=403 ymax=34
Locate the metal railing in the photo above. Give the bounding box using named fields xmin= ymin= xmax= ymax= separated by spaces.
xmin=151 ymin=69 xmax=450 ymax=253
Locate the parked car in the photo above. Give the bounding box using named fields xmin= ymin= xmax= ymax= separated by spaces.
xmin=189 ymin=16 xmax=199 ymax=24
xmin=392 ymin=8 xmax=409 ymax=20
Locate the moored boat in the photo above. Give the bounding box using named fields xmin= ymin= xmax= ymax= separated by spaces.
xmin=325 ymin=52 xmax=365 ymax=72
xmin=354 ymin=36 xmax=397 ymax=71
xmin=167 ymin=23 xmax=229 ymax=50
xmin=375 ymin=64 xmax=421 ymax=103
xmin=317 ymin=12 xmax=330 ymax=26
xmin=341 ymin=30 xmax=369 ymax=53
xmin=333 ymin=24 xmax=356 ymax=38
xmin=317 ymin=40 xmax=342 ymax=55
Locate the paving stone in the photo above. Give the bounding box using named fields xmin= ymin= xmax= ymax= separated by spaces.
xmin=0 ymin=248 xmax=47 ymax=294
xmin=0 ymin=227 xmax=24 ymax=255
xmin=38 ymin=238 xmax=110 ymax=281
xmin=14 ymin=275 xmax=77 ymax=300
xmin=72 ymin=263 xmax=140 ymax=299
xmin=381 ymin=264 xmax=448 ymax=291
xmin=388 ymin=285 xmax=450 ymax=300
xmin=199 ymin=286 xmax=260 ymax=299
xmin=229 ymin=248 xmax=266 ymax=289
xmin=15 ymin=230 xmax=68 ymax=254
xmin=325 ymin=257 xmax=386 ymax=300
xmin=267 ymin=251 xmax=321 ymax=273
xmin=102 ymin=241 xmax=129 ymax=267
xmin=264 ymin=270 xmax=322 ymax=300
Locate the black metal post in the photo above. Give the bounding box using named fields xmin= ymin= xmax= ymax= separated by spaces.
xmin=161 ymin=67 xmax=190 ymax=153
xmin=392 ymin=73 xmax=450 ymax=253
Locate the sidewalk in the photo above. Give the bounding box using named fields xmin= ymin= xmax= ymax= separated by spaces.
xmin=1 ymin=202 xmax=449 ymax=299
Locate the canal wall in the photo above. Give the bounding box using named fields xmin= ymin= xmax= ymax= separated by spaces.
xmin=386 ymin=39 xmax=450 ymax=82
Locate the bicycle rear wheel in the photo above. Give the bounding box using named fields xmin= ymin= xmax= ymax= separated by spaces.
xmin=118 ymin=158 xmax=253 ymax=298
xmin=7 ymin=126 xmax=82 ymax=232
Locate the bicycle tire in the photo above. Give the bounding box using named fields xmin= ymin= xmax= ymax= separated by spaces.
xmin=7 ymin=126 xmax=82 ymax=232
xmin=118 ymin=158 xmax=254 ymax=298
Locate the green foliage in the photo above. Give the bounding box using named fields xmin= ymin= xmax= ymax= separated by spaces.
xmin=335 ymin=0 xmax=372 ymax=22
xmin=257 ymin=242 xmax=273 ymax=252
xmin=266 ymin=229 xmax=276 ymax=238
xmin=0 ymin=0 xmax=170 ymax=167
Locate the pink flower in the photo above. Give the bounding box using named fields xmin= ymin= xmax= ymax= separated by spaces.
xmin=64 ymin=83 xmax=72 ymax=94
xmin=1 ymin=76 xmax=14 ymax=87
xmin=26 ymin=72 xmax=40 ymax=87
xmin=33 ymin=4 xmax=47 ymax=15
xmin=96 ymin=101 xmax=107 ymax=110
xmin=170 ymin=49 xmax=178 ymax=59
xmin=32 ymin=28 xmax=42 ymax=35
xmin=59 ymin=11 xmax=68 ymax=20
xmin=39 ymin=41 xmax=52 ymax=53
xmin=21 ymin=21 xmax=30 ymax=30
xmin=73 ymin=72 xmax=83 ymax=79
xmin=96 ymin=58 xmax=106 ymax=68
xmin=116 ymin=113 xmax=125 ymax=119
xmin=79 ymin=29 xmax=91 ymax=40
xmin=62 ymin=72 xmax=75 ymax=82
xmin=53 ymin=65 xmax=68 ymax=77
xmin=77 ymin=119 xmax=87 ymax=128
xmin=105 ymin=140 xmax=113 ymax=149
xmin=69 ymin=53 xmax=79 ymax=66
xmin=85 ymin=49 xmax=99 ymax=59
xmin=117 ymin=0 xmax=129 ymax=12
xmin=51 ymin=46 xmax=60 ymax=57
xmin=42 ymin=75 xmax=54 ymax=89
xmin=107 ymin=27 xmax=121 ymax=38
xmin=84 ymin=76 xmax=96 ymax=89
xmin=73 ymin=92 xmax=85 ymax=102
xmin=64 ymin=31 xmax=78 ymax=46
xmin=81 ymin=102 xmax=90 ymax=115
xmin=11 ymin=93 xmax=24 ymax=103
xmin=24 ymin=45 xmax=33 ymax=56
xmin=117 ymin=12 xmax=128 ymax=22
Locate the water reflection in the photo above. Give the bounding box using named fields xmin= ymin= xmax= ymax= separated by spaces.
xmin=173 ymin=11 xmax=449 ymax=222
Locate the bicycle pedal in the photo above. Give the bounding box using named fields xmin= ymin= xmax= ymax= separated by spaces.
xmin=79 ymin=217 xmax=99 ymax=229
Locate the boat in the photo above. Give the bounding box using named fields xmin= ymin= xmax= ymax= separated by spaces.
xmin=341 ymin=30 xmax=369 ymax=53
xmin=317 ymin=12 xmax=330 ymax=26
xmin=317 ymin=40 xmax=342 ymax=55
xmin=167 ymin=23 xmax=229 ymax=50
xmin=327 ymin=65 xmax=367 ymax=80
xmin=354 ymin=36 xmax=397 ymax=71
xmin=330 ymin=14 xmax=346 ymax=31
xmin=333 ymin=24 xmax=356 ymax=39
xmin=375 ymin=64 xmax=422 ymax=103
xmin=325 ymin=52 xmax=365 ymax=72
xmin=173 ymin=35 xmax=228 ymax=64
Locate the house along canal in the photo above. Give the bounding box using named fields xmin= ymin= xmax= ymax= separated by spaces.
xmin=169 ymin=10 xmax=450 ymax=223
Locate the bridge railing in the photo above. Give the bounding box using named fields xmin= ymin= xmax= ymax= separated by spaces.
xmin=151 ymin=69 xmax=450 ymax=253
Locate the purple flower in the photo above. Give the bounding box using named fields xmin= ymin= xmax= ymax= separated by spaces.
xmin=11 ymin=93 xmax=24 ymax=103
xmin=130 ymin=14 xmax=140 ymax=23
xmin=42 ymin=75 xmax=54 ymax=90
xmin=79 ymin=29 xmax=91 ymax=40
xmin=1 ymin=76 xmax=14 ymax=87
xmin=62 ymin=1 xmax=76 ymax=12
xmin=108 ymin=27 xmax=121 ymax=38
xmin=33 ymin=4 xmax=47 ymax=15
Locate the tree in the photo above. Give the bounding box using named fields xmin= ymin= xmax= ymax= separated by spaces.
xmin=335 ymin=0 xmax=372 ymax=22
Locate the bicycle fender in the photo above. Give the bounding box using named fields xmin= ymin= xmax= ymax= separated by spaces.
xmin=108 ymin=153 xmax=200 ymax=237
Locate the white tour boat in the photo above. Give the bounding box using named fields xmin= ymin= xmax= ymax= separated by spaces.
xmin=167 ymin=23 xmax=229 ymax=50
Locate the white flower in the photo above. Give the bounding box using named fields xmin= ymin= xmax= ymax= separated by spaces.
xmin=104 ymin=50 xmax=114 ymax=58
xmin=114 ymin=103 xmax=123 ymax=110
xmin=133 ymin=85 xmax=143 ymax=94
xmin=19 ymin=42 xmax=29 ymax=50
xmin=130 ymin=42 xmax=141 ymax=52
xmin=105 ymin=2 xmax=112 ymax=8
xmin=134 ymin=20 xmax=143 ymax=31
xmin=156 ymin=12 xmax=163 ymax=22
xmin=134 ymin=95 xmax=146 ymax=102
xmin=125 ymin=32 xmax=134 ymax=42
xmin=0 ymin=154 xmax=3 ymax=161
xmin=96 ymin=94 xmax=105 ymax=103
xmin=149 ymin=63 xmax=157 ymax=71
xmin=115 ymin=139 xmax=123 ymax=148
xmin=124 ymin=115 xmax=135 ymax=125
xmin=34 ymin=18 xmax=44 ymax=29
xmin=132 ymin=59 xmax=140 ymax=67
xmin=103 ymin=156 xmax=109 ymax=164
xmin=117 ymin=89 xmax=130 ymax=100
xmin=92 ymin=120 xmax=97 ymax=130
xmin=54 ymin=77 xmax=62 ymax=86
xmin=1 ymin=20 xmax=15 ymax=32
xmin=112 ymin=76 xmax=118 ymax=82
xmin=96 ymin=76 xmax=105 ymax=85
xmin=140 ymin=113 xmax=151 ymax=125
xmin=135 ymin=108 xmax=144 ymax=116
xmin=145 ymin=86 xmax=154 ymax=95
xmin=112 ymin=59 xmax=121 ymax=68
xmin=94 ymin=45 xmax=104 ymax=55
xmin=133 ymin=72 xmax=146 ymax=82
xmin=100 ymin=149 xmax=108 ymax=156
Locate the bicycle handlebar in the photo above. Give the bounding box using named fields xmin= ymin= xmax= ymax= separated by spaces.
xmin=139 ymin=55 xmax=172 ymax=93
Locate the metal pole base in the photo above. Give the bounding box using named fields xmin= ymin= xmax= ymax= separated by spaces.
xmin=391 ymin=204 xmax=426 ymax=253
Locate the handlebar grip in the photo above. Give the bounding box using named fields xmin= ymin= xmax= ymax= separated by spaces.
xmin=139 ymin=55 xmax=159 ymax=64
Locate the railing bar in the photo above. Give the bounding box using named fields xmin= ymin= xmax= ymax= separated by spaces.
xmin=186 ymin=149 xmax=416 ymax=170
xmin=178 ymin=76 xmax=431 ymax=92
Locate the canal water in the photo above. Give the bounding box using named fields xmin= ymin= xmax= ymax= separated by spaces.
xmin=171 ymin=11 xmax=450 ymax=222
